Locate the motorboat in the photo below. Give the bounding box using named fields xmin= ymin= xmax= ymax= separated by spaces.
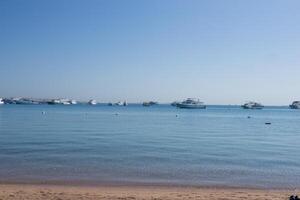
xmin=171 ymin=101 xmax=179 ymax=106
xmin=290 ymin=101 xmax=300 ymax=109
xmin=88 ymin=99 xmax=97 ymax=105
xmin=176 ymin=98 xmax=206 ymax=109
xmin=0 ymin=98 xmax=4 ymax=105
xmin=48 ymin=99 xmax=70 ymax=105
xmin=48 ymin=99 xmax=61 ymax=105
xmin=69 ymin=100 xmax=77 ymax=105
xmin=241 ymin=101 xmax=264 ymax=109
xmin=60 ymin=99 xmax=71 ymax=105
xmin=142 ymin=101 xmax=158 ymax=106
xmin=115 ymin=101 xmax=127 ymax=106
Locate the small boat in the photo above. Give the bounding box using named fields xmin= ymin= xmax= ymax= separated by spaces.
xmin=290 ymin=101 xmax=300 ymax=109
xmin=108 ymin=102 xmax=113 ymax=106
xmin=171 ymin=101 xmax=179 ymax=106
xmin=115 ymin=101 xmax=127 ymax=106
xmin=60 ymin=99 xmax=71 ymax=105
xmin=176 ymin=98 xmax=206 ymax=109
xmin=142 ymin=101 xmax=158 ymax=106
xmin=69 ymin=100 xmax=77 ymax=105
xmin=0 ymin=98 xmax=4 ymax=105
xmin=48 ymin=99 xmax=61 ymax=105
xmin=88 ymin=99 xmax=97 ymax=105
xmin=241 ymin=101 xmax=264 ymax=109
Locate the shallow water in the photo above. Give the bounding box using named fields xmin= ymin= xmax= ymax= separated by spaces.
xmin=0 ymin=104 xmax=300 ymax=188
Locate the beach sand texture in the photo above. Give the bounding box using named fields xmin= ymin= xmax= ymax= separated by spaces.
xmin=0 ymin=184 xmax=296 ymax=200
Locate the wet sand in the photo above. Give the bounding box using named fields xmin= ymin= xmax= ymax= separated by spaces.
xmin=0 ymin=184 xmax=297 ymax=200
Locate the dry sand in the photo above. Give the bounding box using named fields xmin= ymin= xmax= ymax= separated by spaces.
xmin=0 ymin=184 xmax=298 ymax=200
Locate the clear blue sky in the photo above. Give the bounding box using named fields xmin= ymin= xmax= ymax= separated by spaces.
xmin=0 ymin=0 xmax=299 ymax=105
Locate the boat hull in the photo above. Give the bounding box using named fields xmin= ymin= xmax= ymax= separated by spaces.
xmin=290 ymin=105 xmax=300 ymax=109
xmin=176 ymin=104 xmax=206 ymax=109
xmin=241 ymin=105 xmax=264 ymax=109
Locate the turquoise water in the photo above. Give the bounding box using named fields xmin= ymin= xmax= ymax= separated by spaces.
xmin=0 ymin=104 xmax=300 ymax=188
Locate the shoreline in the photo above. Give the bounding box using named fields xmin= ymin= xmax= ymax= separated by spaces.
xmin=0 ymin=179 xmax=298 ymax=190
xmin=0 ymin=183 xmax=298 ymax=200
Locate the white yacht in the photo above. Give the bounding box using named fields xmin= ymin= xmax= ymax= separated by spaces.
xmin=241 ymin=101 xmax=264 ymax=109
xmin=290 ymin=101 xmax=300 ymax=109
xmin=0 ymin=98 xmax=4 ymax=105
xmin=88 ymin=99 xmax=97 ymax=105
xmin=176 ymin=98 xmax=206 ymax=109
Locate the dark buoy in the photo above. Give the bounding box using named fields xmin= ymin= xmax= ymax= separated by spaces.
xmin=247 ymin=116 xmax=251 ymax=119
xmin=265 ymin=122 xmax=271 ymax=125
xmin=176 ymin=114 xmax=178 ymax=117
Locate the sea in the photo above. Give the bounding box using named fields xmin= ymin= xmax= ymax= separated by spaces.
xmin=0 ymin=104 xmax=300 ymax=188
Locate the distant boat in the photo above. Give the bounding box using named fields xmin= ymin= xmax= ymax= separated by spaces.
xmin=142 ymin=101 xmax=158 ymax=106
xmin=171 ymin=101 xmax=179 ymax=106
xmin=10 ymin=97 xmax=22 ymax=104
xmin=88 ymin=100 xmax=97 ymax=105
xmin=60 ymin=99 xmax=71 ymax=105
xmin=48 ymin=99 xmax=71 ymax=105
xmin=0 ymin=98 xmax=4 ymax=105
xmin=108 ymin=102 xmax=113 ymax=106
xmin=241 ymin=101 xmax=264 ymax=109
xmin=290 ymin=101 xmax=300 ymax=109
xmin=69 ymin=100 xmax=77 ymax=105
xmin=13 ymin=98 xmax=40 ymax=105
xmin=176 ymin=98 xmax=206 ymax=109
xmin=115 ymin=101 xmax=127 ymax=106
xmin=48 ymin=99 xmax=61 ymax=105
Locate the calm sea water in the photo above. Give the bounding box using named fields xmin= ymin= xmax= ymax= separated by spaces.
xmin=0 ymin=104 xmax=300 ymax=188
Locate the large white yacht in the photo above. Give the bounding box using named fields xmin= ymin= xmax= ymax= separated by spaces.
xmin=176 ymin=98 xmax=206 ymax=109
xmin=241 ymin=101 xmax=264 ymax=109
xmin=290 ymin=101 xmax=300 ymax=109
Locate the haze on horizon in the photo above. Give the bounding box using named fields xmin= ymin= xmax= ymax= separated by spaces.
xmin=0 ymin=0 xmax=299 ymax=105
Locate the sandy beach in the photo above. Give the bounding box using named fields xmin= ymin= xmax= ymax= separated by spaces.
xmin=0 ymin=184 xmax=297 ymax=200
